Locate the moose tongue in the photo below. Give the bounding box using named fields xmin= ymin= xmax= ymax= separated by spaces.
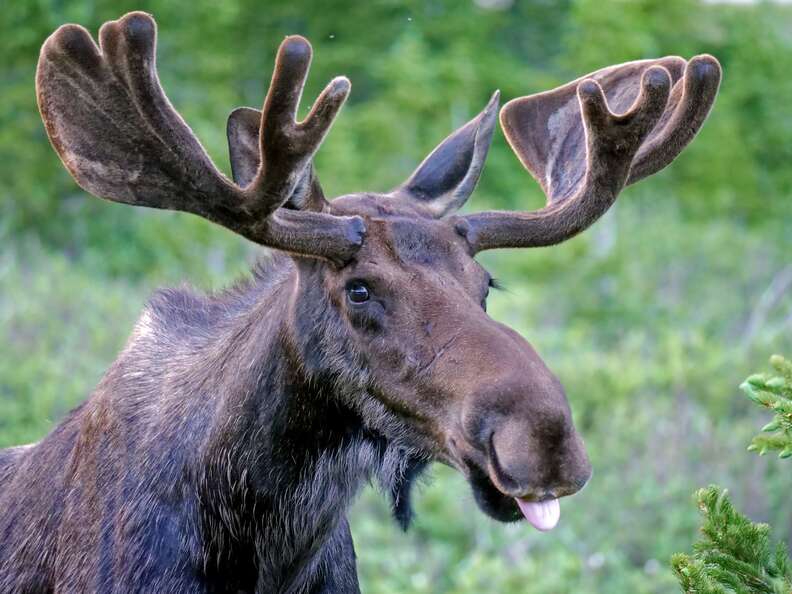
xmin=516 ymin=497 xmax=560 ymax=532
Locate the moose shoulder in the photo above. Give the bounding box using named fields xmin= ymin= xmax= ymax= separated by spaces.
xmin=0 ymin=12 xmax=721 ymax=594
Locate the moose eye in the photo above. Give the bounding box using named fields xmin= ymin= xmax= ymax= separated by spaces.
xmin=346 ymin=281 xmax=370 ymax=304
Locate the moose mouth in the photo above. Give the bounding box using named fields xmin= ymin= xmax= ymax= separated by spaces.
xmin=466 ymin=462 xmax=561 ymax=531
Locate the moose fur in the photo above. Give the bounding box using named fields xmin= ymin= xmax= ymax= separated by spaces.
xmin=0 ymin=254 xmax=431 ymax=593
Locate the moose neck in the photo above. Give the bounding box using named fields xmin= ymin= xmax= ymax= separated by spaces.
xmin=188 ymin=261 xmax=379 ymax=588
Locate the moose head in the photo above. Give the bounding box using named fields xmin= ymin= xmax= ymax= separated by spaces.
xmin=36 ymin=12 xmax=720 ymax=533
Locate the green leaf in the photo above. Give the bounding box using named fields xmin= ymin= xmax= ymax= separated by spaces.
xmin=762 ymin=420 xmax=782 ymax=433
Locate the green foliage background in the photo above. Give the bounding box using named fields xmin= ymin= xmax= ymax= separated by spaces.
xmin=1 ymin=1 xmax=791 ymax=592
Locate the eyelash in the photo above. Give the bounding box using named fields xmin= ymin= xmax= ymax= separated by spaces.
xmin=488 ymin=277 xmax=503 ymax=291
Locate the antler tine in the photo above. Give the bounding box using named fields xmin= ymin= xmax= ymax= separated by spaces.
xmin=627 ymin=55 xmax=721 ymax=185
xmin=464 ymin=66 xmax=671 ymax=251
xmin=245 ymin=35 xmax=351 ymax=217
xmin=462 ymin=55 xmax=721 ymax=253
xmin=36 ymin=12 xmax=363 ymax=264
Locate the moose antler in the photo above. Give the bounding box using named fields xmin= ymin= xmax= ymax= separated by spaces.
xmin=36 ymin=12 xmax=364 ymax=264
xmin=462 ymin=55 xmax=721 ymax=252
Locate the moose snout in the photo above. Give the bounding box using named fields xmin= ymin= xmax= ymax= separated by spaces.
xmin=460 ymin=369 xmax=592 ymax=502
xmin=487 ymin=415 xmax=592 ymax=500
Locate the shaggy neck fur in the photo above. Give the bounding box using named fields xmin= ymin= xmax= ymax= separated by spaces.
xmin=0 ymin=257 xmax=424 ymax=594
xmin=135 ymin=259 xmax=386 ymax=592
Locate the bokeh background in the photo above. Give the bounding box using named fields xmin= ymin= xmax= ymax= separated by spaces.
xmin=2 ymin=0 xmax=791 ymax=592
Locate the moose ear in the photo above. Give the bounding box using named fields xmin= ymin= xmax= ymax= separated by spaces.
xmin=396 ymin=91 xmax=499 ymax=217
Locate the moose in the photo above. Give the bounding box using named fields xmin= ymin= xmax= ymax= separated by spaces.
xmin=0 ymin=11 xmax=721 ymax=594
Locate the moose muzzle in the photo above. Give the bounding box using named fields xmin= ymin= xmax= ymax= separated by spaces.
xmin=446 ymin=323 xmax=592 ymax=531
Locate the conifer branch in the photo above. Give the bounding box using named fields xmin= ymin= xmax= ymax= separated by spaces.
xmin=672 ymin=356 xmax=792 ymax=593
xmin=742 ymin=355 xmax=792 ymax=458
xmin=672 ymin=486 xmax=792 ymax=594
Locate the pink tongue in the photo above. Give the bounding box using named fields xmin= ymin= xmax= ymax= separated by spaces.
xmin=516 ymin=498 xmax=560 ymax=531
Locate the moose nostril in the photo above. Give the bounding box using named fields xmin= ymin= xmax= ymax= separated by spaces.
xmin=486 ymin=432 xmax=527 ymax=494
